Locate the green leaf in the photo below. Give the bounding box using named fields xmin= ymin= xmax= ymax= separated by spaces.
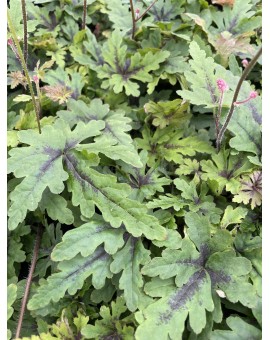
xmin=28 ymin=246 xmax=113 ymax=310
xmin=8 ymin=118 xmax=104 ymax=230
xmin=210 ymin=316 xmax=261 ymax=340
xmin=74 ymin=311 xmax=90 ymax=333
xmin=220 ymin=205 xmax=248 ymax=229
xmin=39 ymin=189 xmax=74 ymax=225
xmin=158 ymin=131 xmax=214 ymax=164
xmin=57 ymin=98 xmax=142 ymax=167
xmin=76 ymin=29 xmax=170 ymax=96
xmin=65 ymin=155 xmax=167 ymax=241
xmin=110 ymin=236 xmax=151 ymax=312
xmin=7 ymin=284 xmax=17 ymax=320
xmin=81 ymin=297 xmax=135 ymax=339
xmin=227 ymin=94 xmax=261 ymax=162
xmin=177 ymin=41 xmax=235 ymax=108
xmin=51 ymin=216 xmax=125 ymax=261
xmin=8 ymin=0 xmax=38 ymax=40
xmin=117 ymin=150 xmax=171 ymax=200
xmin=136 ymin=212 xmax=256 ymax=338
xmin=144 ymin=99 xmax=190 ymax=129
xmin=201 ymin=149 xmax=254 ymax=195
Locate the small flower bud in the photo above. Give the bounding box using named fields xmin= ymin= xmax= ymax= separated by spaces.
xmin=249 ymin=90 xmax=258 ymax=99
xmin=7 ymin=38 xmax=13 ymax=46
xmin=135 ymin=8 xmax=140 ymax=20
xmin=234 ymin=90 xmax=258 ymax=106
xmin=33 ymin=75 xmax=39 ymax=84
xmin=241 ymin=59 xmax=249 ymax=68
xmin=217 ymin=79 xmax=229 ymax=93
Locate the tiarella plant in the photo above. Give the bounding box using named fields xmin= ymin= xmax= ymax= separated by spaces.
xmin=7 ymin=0 xmax=262 ymax=339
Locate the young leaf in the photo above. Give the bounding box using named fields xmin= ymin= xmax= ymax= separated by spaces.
xmin=220 ymin=205 xmax=248 ymax=229
xmin=81 ymin=297 xmax=135 ymax=339
xmin=76 ymin=29 xmax=170 ymax=97
xmin=144 ymin=99 xmax=190 ymax=129
xmin=201 ymin=149 xmax=254 ymax=195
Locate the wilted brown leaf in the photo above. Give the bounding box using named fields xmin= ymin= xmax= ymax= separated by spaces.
xmin=8 ymin=71 xmax=27 ymax=89
xmin=42 ymin=84 xmax=72 ymax=104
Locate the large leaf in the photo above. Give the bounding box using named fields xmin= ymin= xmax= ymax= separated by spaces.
xmin=64 ymin=154 xmax=167 ymax=241
xmin=7 ymin=118 xmax=104 ymax=230
xmin=57 ymin=98 xmax=142 ymax=167
xmin=28 ymin=246 xmax=113 ymax=310
xmin=51 ymin=216 xmax=125 ymax=261
xmin=135 ymin=212 xmax=256 ymax=339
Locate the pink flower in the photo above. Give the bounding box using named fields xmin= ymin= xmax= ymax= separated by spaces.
xmin=234 ymin=91 xmax=258 ymax=106
xmin=33 ymin=75 xmax=39 ymax=84
xmin=217 ymin=79 xmax=229 ymax=93
xmin=7 ymin=38 xmax=13 ymax=46
xmin=242 ymin=59 xmax=249 ymax=68
xmin=249 ymin=91 xmax=258 ymax=99
xmin=135 ymin=8 xmax=140 ymax=20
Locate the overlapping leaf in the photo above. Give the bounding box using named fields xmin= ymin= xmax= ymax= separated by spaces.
xmin=64 ymin=153 xmax=167 ymax=240
xmin=28 ymin=246 xmax=113 ymax=310
xmin=136 ymin=212 xmax=256 ymax=339
xmin=57 ymin=98 xmax=142 ymax=167
xmin=7 ymin=118 xmax=104 ymax=230
xmin=74 ymin=29 xmax=170 ymax=96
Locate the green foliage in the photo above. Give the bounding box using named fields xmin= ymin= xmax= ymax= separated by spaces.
xmin=136 ymin=212 xmax=256 ymax=339
xmin=7 ymin=0 xmax=261 ymax=338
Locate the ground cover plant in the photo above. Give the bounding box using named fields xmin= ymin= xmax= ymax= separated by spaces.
xmin=7 ymin=0 xmax=262 ymax=339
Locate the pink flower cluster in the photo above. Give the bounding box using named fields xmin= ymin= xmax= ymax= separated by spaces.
xmin=217 ymin=79 xmax=229 ymax=93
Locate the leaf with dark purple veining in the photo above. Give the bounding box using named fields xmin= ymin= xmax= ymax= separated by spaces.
xmin=7 ymin=118 xmax=104 ymax=230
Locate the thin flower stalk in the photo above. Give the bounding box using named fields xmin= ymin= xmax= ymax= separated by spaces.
xmin=82 ymin=0 xmax=87 ymax=30
xmin=21 ymin=0 xmax=28 ymax=67
xmin=215 ymin=79 xmax=229 ymax=139
xmin=216 ymin=46 xmax=262 ymax=151
xmin=129 ymin=0 xmax=158 ymax=39
xmin=7 ymin=9 xmax=41 ymax=134
xmin=15 ymin=226 xmax=43 ymax=339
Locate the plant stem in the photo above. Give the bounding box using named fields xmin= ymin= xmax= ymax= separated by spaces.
xmin=21 ymin=0 xmax=28 ymax=67
xmin=135 ymin=0 xmax=158 ymax=21
xmin=129 ymin=0 xmax=136 ymax=39
xmin=215 ymin=91 xmax=224 ymax=139
xmin=82 ymin=0 xmax=87 ymax=30
xmin=15 ymin=226 xmax=43 ymax=339
xmin=216 ymin=46 xmax=262 ymax=151
xmin=129 ymin=0 xmax=158 ymax=39
xmin=7 ymin=10 xmax=41 ymax=134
